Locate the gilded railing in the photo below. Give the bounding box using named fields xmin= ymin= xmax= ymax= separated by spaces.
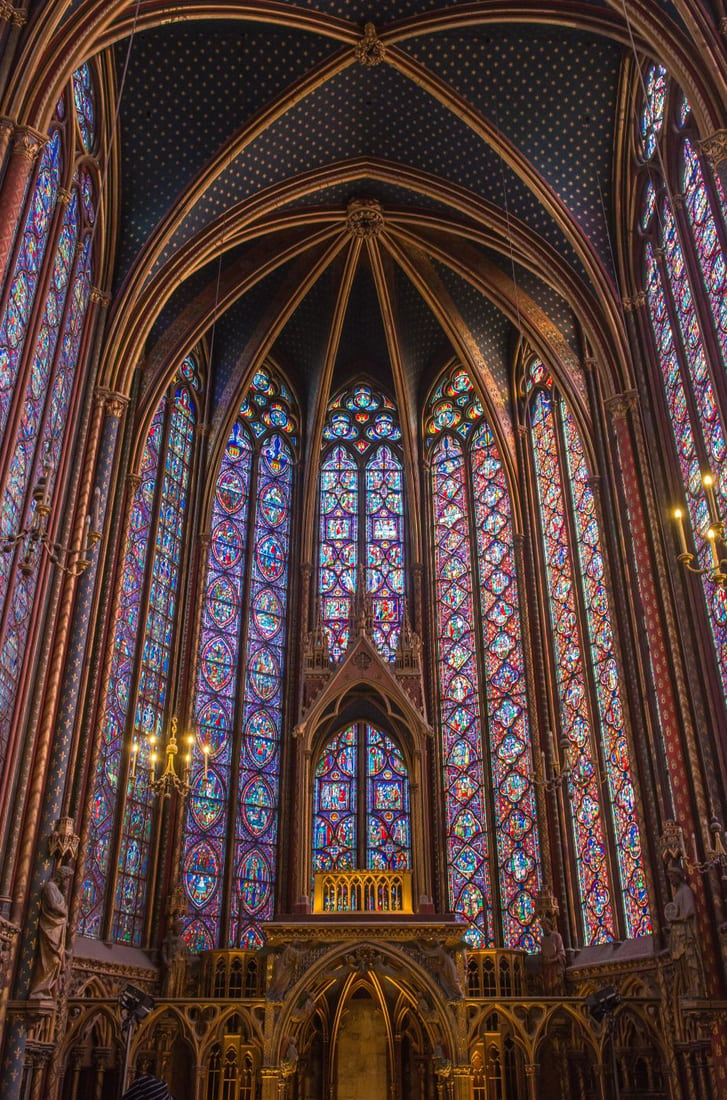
xmin=313 ymin=870 xmax=413 ymax=914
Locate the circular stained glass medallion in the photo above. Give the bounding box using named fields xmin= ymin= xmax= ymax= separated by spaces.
xmin=259 ymin=480 xmax=287 ymax=526
xmin=216 ymin=468 xmax=247 ymax=515
xmin=256 ymin=534 xmax=285 ymax=580
xmin=238 ymin=850 xmax=271 ymax=914
xmin=249 ymin=647 xmax=279 ymax=700
xmin=189 ymin=769 xmax=225 ymax=830
xmin=252 ymin=587 xmax=282 ymax=639
xmin=244 ymin=709 xmax=277 ymax=767
xmin=184 ymin=840 xmax=219 ymax=908
xmin=241 ymin=777 xmax=275 ymax=836
xmin=207 ymin=574 xmax=238 ymax=628
xmin=211 ymin=518 xmax=243 ymax=567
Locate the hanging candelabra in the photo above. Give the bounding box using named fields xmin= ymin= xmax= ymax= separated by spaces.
xmin=673 ymin=471 xmax=727 ymax=587
xmin=0 ymin=461 xmax=103 ymax=577
xmin=129 ymin=717 xmax=194 ymax=800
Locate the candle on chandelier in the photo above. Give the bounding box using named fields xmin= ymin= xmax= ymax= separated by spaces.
xmin=673 ymin=508 xmax=688 ymax=557
xmin=707 ymin=528 xmax=721 ymax=570
xmin=703 ymin=472 xmax=720 ymax=525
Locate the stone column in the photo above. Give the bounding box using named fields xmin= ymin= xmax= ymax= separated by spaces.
xmin=261 ymin=1067 xmax=281 ymax=1100
xmin=0 ymin=125 xmax=45 ymax=288
xmin=699 ymin=130 xmax=727 ymax=195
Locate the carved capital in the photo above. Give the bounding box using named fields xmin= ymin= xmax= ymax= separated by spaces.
xmin=699 ymin=129 xmax=727 ymax=170
xmin=604 ymin=389 xmax=639 ymax=422
xmin=90 ymin=287 xmax=111 ymax=308
xmin=346 ymin=197 xmax=384 ymax=238
xmin=0 ymin=916 xmax=20 ymax=986
xmin=56 ymin=187 xmax=73 ymax=207
xmin=581 ymin=356 xmax=598 ymax=373
xmin=12 ymin=127 xmax=45 ymax=163
xmin=660 ymin=819 xmax=688 ymax=866
xmin=96 ymin=390 xmax=127 ymax=418
xmin=355 ymin=22 xmax=386 ymax=66
xmin=0 ymin=3 xmax=27 ymax=27
xmin=0 ymin=116 xmax=15 ymax=139
xmin=126 ymin=473 xmax=141 ymax=493
xmin=622 ymin=291 xmax=646 ymax=312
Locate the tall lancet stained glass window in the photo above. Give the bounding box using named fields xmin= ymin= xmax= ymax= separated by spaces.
xmin=426 ymin=365 xmax=540 ymax=949
xmin=526 ymin=359 xmax=650 ymax=944
xmin=80 ymin=357 xmax=200 ymax=944
xmin=637 ymin=64 xmax=727 ymax=703
xmin=181 ymin=367 xmax=297 ymax=950
xmin=0 ymin=64 xmax=98 ymax=766
xmin=319 ymin=383 xmax=404 ymax=662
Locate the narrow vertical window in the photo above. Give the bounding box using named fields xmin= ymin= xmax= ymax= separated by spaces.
xmin=0 ymin=66 xmax=98 ymax=764
xmin=427 ymin=365 xmax=540 ymax=948
xmin=637 ymin=65 xmax=727 ymax=703
xmin=81 ymin=358 xmax=199 ymax=943
xmin=528 ymin=361 xmax=649 ymax=942
xmin=181 ymin=367 xmax=297 ymax=950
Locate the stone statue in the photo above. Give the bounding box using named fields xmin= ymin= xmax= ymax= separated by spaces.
xmin=161 ymin=914 xmax=188 ymax=997
xmin=417 ymin=938 xmax=463 ymax=1000
xmin=539 ymin=911 xmax=566 ymax=994
xmin=30 ymin=865 xmax=73 ymax=998
xmin=280 ymin=1037 xmax=299 ymax=1077
xmin=267 ymin=939 xmax=312 ymax=1001
xmin=665 ymin=865 xmax=706 ymax=998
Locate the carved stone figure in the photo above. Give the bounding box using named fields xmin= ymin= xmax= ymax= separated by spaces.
xmin=539 ymin=911 xmax=566 ymax=995
xmin=280 ymin=1037 xmax=299 ymax=1077
xmin=417 ymin=938 xmax=463 ymax=1000
xmin=160 ymin=915 xmax=188 ymax=997
xmin=665 ymin=865 xmax=706 ymax=998
xmin=267 ymin=939 xmax=312 ymax=1001
xmin=30 ymin=864 xmax=73 ymax=998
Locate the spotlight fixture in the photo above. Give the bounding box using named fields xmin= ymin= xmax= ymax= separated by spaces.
xmin=585 ymin=984 xmax=620 ymax=1023
xmin=119 ymin=983 xmax=154 ymax=1024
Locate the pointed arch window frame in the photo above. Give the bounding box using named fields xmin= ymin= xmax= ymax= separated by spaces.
xmin=317 ymin=381 xmax=406 ymax=664
xmin=524 ymin=360 xmax=650 ymax=944
xmin=181 ymin=365 xmax=298 ymax=951
xmin=635 ymin=66 xmax=727 ymax=708
xmin=0 ymin=62 xmax=101 ymax=781
xmin=426 ymin=364 xmax=542 ymax=950
xmin=81 ymin=358 xmax=201 ymax=945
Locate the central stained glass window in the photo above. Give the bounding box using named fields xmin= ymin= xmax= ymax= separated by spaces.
xmin=312 ymin=722 xmax=411 ymax=871
xmin=319 ymin=383 xmax=404 ymax=662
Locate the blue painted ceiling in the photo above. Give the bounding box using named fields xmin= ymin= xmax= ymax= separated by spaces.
xmin=106 ymin=3 xmax=648 ymax=441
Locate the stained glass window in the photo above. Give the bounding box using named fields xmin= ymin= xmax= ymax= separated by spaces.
xmin=319 ymin=384 xmax=404 ymax=662
xmin=72 ymin=62 xmax=96 ymax=152
xmin=312 ymin=722 xmax=411 ymax=872
xmin=80 ymin=359 xmax=199 ymax=943
xmin=0 ymin=70 xmax=98 ymax=768
xmin=527 ymin=364 xmax=650 ymax=943
xmin=638 ymin=66 xmax=727 ymax=703
xmin=181 ymin=366 xmax=297 ymax=951
xmin=427 ymin=364 xmax=540 ymax=948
